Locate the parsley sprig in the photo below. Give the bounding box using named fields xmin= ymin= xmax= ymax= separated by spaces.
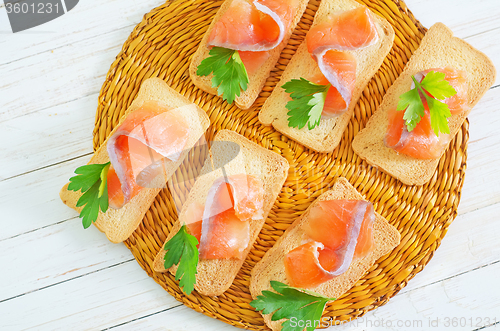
xmin=397 ymin=71 xmax=457 ymax=136
xmin=250 ymin=281 xmax=336 ymax=331
xmin=68 ymin=162 xmax=110 ymax=229
xmin=197 ymin=47 xmax=249 ymax=105
xmin=164 ymin=225 xmax=199 ymax=295
xmin=282 ymin=78 xmax=330 ymax=130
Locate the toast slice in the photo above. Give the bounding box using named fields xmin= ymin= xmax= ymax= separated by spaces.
xmin=249 ymin=177 xmax=400 ymax=331
xmin=153 ymin=129 xmax=289 ymax=296
xmin=189 ymin=0 xmax=309 ymax=110
xmin=352 ymin=23 xmax=496 ymax=186
xmin=59 ymin=78 xmax=210 ymax=243
xmin=258 ymin=0 xmax=395 ymax=153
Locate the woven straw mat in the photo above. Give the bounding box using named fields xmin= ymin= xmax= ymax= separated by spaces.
xmin=92 ymin=0 xmax=468 ymax=329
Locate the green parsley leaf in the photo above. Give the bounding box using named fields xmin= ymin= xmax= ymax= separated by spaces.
xmin=164 ymin=225 xmax=199 ymax=295
xmin=283 ymin=78 xmax=330 ymax=130
xmin=98 ymin=163 xmax=110 ymax=198
xmin=397 ymin=71 xmax=457 ymax=136
xmin=250 ymin=281 xmax=336 ymax=331
xmin=197 ymin=47 xmax=249 ymax=105
xmin=427 ymin=97 xmax=452 ymax=135
xmin=397 ymin=81 xmax=425 ymax=132
xmin=68 ymin=162 xmax=110 ymax=229
xmin=420 ymin=71 xmax=457 ymax=100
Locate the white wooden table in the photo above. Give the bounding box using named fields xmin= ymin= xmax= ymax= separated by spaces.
xmin=1 ymin=0 xmax=499 ymax=330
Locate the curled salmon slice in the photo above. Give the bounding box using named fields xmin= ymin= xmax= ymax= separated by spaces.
xmin=198 ymin=174 xmax=265 ymax=259
xmin=284 ymin=199 xmax=375 ymax=288
xmin=199 ymin=208 xmax=251 ymax=259
xmin=413 ymin=67 xmax=469 ymax=115
xmin=208 ymin=0 xmax=297 ymax=52
xmin=385 ymin=107 xmax=451 ymax=160
xmin=306 ymin=7 xmax=378 ymax=115
xmin=106 ymin=101 xmax=194 ymax=208
xmin=284 ymin=242 xmax=335 ymax=288
xmin=309 ymin=70 xmax=350 ymax=118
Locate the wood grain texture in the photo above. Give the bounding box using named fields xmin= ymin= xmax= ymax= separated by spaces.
xmin=0 ymin=156 xmax=91 ymax=241
xmin=0 ymin=0 xmax=161 ymax=65
xmin=0 ymin=216 xmax=133 ymax=302
xmin=0 ymin=28 xmax=130 ymax=122
xmin=0 ymin=0 xmax=499 ymax=330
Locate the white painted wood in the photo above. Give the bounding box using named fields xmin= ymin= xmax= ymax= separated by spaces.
xmin=0 ymin=216 xmax=134 ymax=302
xmin=0 ymin=27 xmax=131 ymax=122
xmin=0 ymin=94 xmax=95 ymax=180
xmin=0 ymin=155 xmax=90 ymax=241
xmin=456 ymin=86 xmax=500 ymax=215
xmin=406 ymin=0 xmax=500 ymax=41
xmin=333 ymin=261 xmax=500 ymax=331
xmin=110 ymin=305 xmax=239 ymax=331
xmin=458 ymin=29 xmax=500 ymax=87
xmin=1 ymin=0 xmax=499 ymax=330
xmin=0 ymin=262 xmax=181 ymax=330
xmin=399 ymin=202 xmax=500 ymax=294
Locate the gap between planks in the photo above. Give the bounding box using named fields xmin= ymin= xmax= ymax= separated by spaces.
xmin=1 ymin=0 xmax=499 ymax=123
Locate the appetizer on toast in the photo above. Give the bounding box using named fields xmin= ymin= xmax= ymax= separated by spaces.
xmin=153 ymin=130 xmax=289 ymax=296
xmin=259 ymin=0 xmax=395 ymax=152
xmin=352 ymin=23 xmax=496 ymax=186
xmin=189 ymin=0 xmax=309 ymax=109
xmin=60 ymin=78 xmax=210 ymax=243
xmin=250 ymin=177 xmax=400 ymax=330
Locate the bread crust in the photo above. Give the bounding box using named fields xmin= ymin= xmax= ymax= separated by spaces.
xmin=59 ymin=78 xmax=210 ymax=243
xmin=352 ymin=23 xmax=497 ymax=186
xmin=249 ymin=177 xmax=401 ymax=331
xmin=152 ymin=129 xmax=289 ymax=296
xmin=258 ymin=0 xmax=395 ymax=153
xmin=189 ymin=0 xmax=309 ymax=110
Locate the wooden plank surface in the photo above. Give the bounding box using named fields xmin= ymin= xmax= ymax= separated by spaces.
xmin=1 ymin=0 xmax=499 ymax=330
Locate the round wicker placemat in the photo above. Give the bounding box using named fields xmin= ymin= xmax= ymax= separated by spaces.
xmin=93 ymin=0 xmax=468 ymax=329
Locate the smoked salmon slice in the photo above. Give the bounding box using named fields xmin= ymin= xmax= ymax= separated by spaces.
xmin=238 ymin=51 xmax=271 ymax=76
xmin=384 ymin=107 xmax=451 ymax=160
xmin=208 ymin=0 xmax=297 ymax=51
xmin=306 ymin=6 xmax=378 ymax=115
xmin=197 ymin=174 xmax=265 ymax=259
xmin=284 ymin=199 xmax=375 ymax=288
xmin=199 ymin=208 xmax=251 ymax=259
xmin=184 ymin=201 xmax=205 ymax=245
xmin=106 ymin=101 xmax=195 ymax=209
xmin=207 ymin=0 xmax=298 ymax=76
xmin=284 ymin=242 xmax=334 ymax=288
xmin=384 ymin=67 xmax=467 ymax=159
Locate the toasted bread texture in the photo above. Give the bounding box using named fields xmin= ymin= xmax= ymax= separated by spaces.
xmin=153 ymin=130 xmax=289 ymax=296
xmin=258 ymin=0 xmax=395 ymax=153
xmin=352 ymin=23 xmax=496 ymax=186
xmin=189 ymin=0 xmax=309 ymax=110
xmin=249 ymin=177 xmax=401 ymax=331
xmin=59 ymin=78 xmax=210 ymax=243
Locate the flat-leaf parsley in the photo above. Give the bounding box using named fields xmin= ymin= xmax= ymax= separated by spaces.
xmin=250 ymin=281 xmax=336 ymax=331
xmin=197 ymin=47 xmax=249 ymax=105
xmin=283 ymin=78 xmax=330 ymax=130
xmin=163 ymin=225 xmax=199 ymax=295
xmin=68 ymin=162 xmax=110 ymax=229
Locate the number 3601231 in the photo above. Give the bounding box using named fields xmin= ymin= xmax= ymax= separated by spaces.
xmin=6 ymin=2 xmax=60 ymax=14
